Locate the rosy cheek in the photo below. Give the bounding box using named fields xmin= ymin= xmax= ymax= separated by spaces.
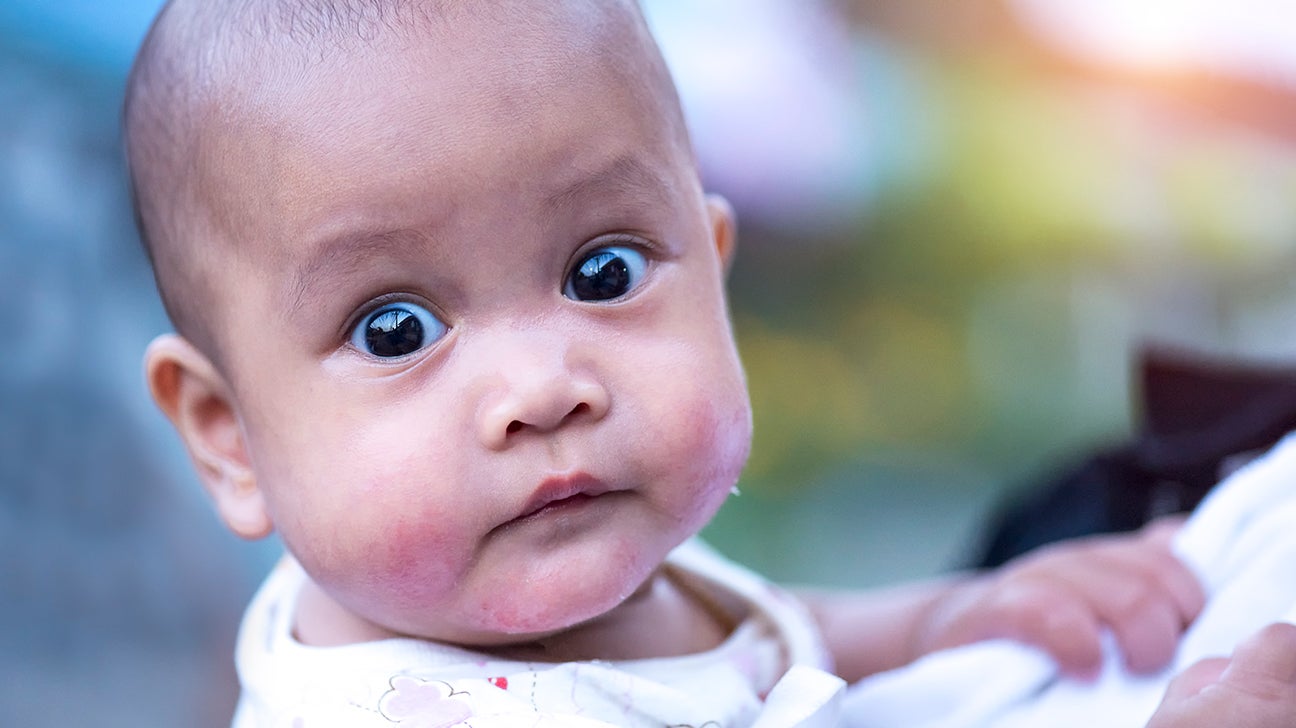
xmin=710 ymin=397 xmax=754 ymax=479
xmin=667 ymin=386 xmax=752 ymax=524
xmin=297 ymin=491 xmax=473 ymax=635
xmin=695 ymin=375 xmax=751 ymax=465
xmin=363 ymin=509 xmax=466 ymax=606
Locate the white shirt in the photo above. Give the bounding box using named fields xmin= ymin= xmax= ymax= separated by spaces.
xmin=231 ymin=539 xmax=845 ymax=727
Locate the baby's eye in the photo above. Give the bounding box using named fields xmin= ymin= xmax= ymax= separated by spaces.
xmin=350 ymin=302 xmax=446 ymax=358
xmin=564 ymin=246 xmax=648 ymax=302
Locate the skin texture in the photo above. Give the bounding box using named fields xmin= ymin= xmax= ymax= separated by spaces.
xmin=132 ymin=4 xmax=1296 ymax=723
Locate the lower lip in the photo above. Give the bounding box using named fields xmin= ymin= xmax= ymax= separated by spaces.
xmin=521 ymin=493 xmax=597 ymax=521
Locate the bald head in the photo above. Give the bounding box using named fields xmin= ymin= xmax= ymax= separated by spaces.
xmin=124 ymin=0 xmax=690 ymax=359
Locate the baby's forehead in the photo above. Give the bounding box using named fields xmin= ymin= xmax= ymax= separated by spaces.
xmin=178 ymin=0 xmax=664 ymax=170
xmin=191 ymin=1 xmax=666 ymax=191
xmin=215 ymin=0 xmax=642 ymax=67
xmin=129 ymin=0 xmax=676 ymax=351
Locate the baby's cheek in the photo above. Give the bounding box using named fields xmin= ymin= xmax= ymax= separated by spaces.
xmin=367 ymin=512 xmax=464 ymax=602
xmin=302 ymin=492 xmax=474 ymax=634
xmin=327 ymin=438 xmax=474 ymax=600
xmin=687 ymin=396 xmax=750 ymax=474
xmin=662 ymin=381 xmax=752 ymax=524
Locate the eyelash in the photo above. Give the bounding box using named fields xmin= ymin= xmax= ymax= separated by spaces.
xmin=567 ymin=234 xmax=659 ymax=275
xmin=580 ymin=233 xmax=654 ymax=257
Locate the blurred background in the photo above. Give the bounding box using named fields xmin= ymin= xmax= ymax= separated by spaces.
xmin=3 ymin=0 xmax=1295 ymax=724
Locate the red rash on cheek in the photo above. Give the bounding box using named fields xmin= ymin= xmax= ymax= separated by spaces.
xmin=356 ymin=509 xmax=465 ymax=614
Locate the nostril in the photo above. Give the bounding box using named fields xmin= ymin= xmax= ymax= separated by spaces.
xmin=500 ymin=402 xmax=596 ymax=439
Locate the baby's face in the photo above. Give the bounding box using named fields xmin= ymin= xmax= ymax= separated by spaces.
xmin=196 ymin=8 xmax=751 ymax=644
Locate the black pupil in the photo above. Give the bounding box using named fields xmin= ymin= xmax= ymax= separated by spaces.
xmin=571 ymin=252 xmax=630 ymax=301
xmin=365 ymin=309 xmax=424 ymax=357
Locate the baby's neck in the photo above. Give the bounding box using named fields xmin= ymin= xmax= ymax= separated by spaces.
xmin=293 ymin=580 xmax=399 ymax=646
xmin=292 ymin=567 xmax=740 ymax=661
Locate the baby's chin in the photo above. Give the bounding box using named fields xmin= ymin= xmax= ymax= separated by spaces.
xmin=473 ymin=549 xmax=658 ymax=638
xmin=328 ymin=542 xmax=654 ymax=649
xmin=444 ymin=571 xmax=671 ymax=662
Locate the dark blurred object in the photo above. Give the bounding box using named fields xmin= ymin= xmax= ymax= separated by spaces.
xmin=975 ymin=345 xmax=1296 ymax=567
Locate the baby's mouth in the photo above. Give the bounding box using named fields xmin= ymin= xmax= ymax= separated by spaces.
xmin=517 ymin=492 xmax=596 ymax=521
xmin=513 ymin=472 xmax=611 ymax=522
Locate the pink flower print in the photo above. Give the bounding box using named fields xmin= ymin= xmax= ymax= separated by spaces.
xmin=378 ymin=676 xmax=473 ymax=728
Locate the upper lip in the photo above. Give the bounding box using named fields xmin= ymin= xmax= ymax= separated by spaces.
xmin=517 ymin=471 xmax=611 ymax=519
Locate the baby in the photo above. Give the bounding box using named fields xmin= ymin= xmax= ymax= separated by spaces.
xmin=122 ymin=0 xmax=1296 ymax=725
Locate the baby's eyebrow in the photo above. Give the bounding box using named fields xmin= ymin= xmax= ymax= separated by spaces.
xmin=285 ymin=227 xmax=429 ymax=316
xmin=543 ymin=154 xmax=672 ymax=216
xmin=284 ymin=156 xmax=670 ymax=314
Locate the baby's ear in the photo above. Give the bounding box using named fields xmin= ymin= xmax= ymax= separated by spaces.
xmin=145 ymin=334 xmax=272 ymax=540
xmin=705 ymin=194 xmax=737 ymax=275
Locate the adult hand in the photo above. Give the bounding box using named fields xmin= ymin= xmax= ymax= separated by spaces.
xmin=1146 ymin=622 xmax=1296 ymax=728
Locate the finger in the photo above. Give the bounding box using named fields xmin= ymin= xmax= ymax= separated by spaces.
xmin=1037 ymin=601 xmax=1105 ymax=679
xmin=1139 ymin=516 xmax=1187 ymax=545
xmin=1108 ymin=595 xmax=1182 ymax=674
xmin=1136 ymin=521 xmax=1207 ymax=626
xmin=1088 ymin=526 xmax=1204 ymax=629
xmin=1066 ymin=533 xmax=1203 ymax=628
xmin=1161 ymin=657 xmax=1229 ymax=703
xmin=993 ymin=585 xmax=1104 ymax=679
xmin=1089 ymin=564 xmax=1192 ymax=673
xmin=1020 ymin=547 xmax=1192 ymax=672
xmin=1222 ymin=622 xmax=1296 ymax=687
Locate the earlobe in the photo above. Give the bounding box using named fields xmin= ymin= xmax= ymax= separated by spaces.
xmin=705 ymin=194 xmax=738 ymax=275
xmin=145 ymin=333 xmax=272 ymax=540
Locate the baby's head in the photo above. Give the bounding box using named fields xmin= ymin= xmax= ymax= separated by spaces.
xmin=127 ymin=0 xmax=752 ymax=647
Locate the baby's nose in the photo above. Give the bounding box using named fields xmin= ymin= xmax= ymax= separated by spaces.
xmin=475 ymin=344 xmax=610 ymax=450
